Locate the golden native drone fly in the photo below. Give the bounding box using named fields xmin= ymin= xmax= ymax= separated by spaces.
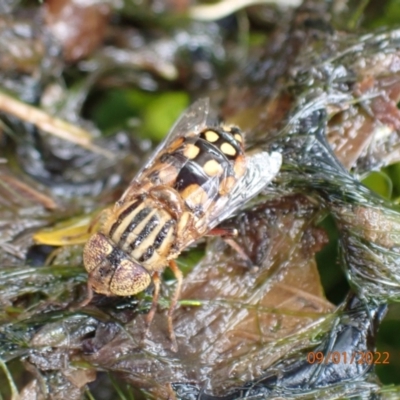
xmin=82 ymin=98 xmax=282 ymax=348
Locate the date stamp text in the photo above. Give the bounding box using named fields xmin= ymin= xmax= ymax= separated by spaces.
xmin=307 ymin=351 xmax=390 ymax=365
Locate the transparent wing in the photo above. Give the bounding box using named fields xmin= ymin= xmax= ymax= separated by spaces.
xmin=178 ymin=151 xmax=281 ymax=249
xmin=133 ymin=98 xmax=211 ymax=183
xmin=206 ymin=151 xmax=282 ymax=230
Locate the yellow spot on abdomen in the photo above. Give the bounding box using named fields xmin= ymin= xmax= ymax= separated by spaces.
xmin=233 ymin=155 xmax=246 ymax=177
xmin=221 ymin=125 xmax=233 ymax=132
xmin=203 ymin=159 xmax=223 ymax=176
xmin=183 ymin=143 xmax=200 ymax=159
xmin=220 ymin=142 xmax=236 ymax=156
xmin=181 ymin=184 xmax=208 ymax=207
xmin=204 ymin=130 xmax=219 ymax=142
xmin=234 ymin=133 xmax=242 ymax=143
xmin=219 ymin=176 xmax=236 ymax=196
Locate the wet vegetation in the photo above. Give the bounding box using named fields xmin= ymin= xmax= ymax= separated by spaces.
xmin=1 ymin=0 xmax=400 ymax=399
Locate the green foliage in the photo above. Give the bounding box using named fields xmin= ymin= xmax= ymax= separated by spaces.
xmin=142 ymin=92 xmax=189 ymax=141
xmin=368 ymin=0 xmax=400 ymax=28
xmin=92 ymin=89 xmax=188 ymax=141
xmin=362 ymin=171 xmax=393 ymax=199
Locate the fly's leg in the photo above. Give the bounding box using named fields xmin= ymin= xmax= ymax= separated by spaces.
xmin=168 ymin=260 xmax=183 ymax=352
xmin=145 ymin=272 xmax=161 ymax=329
xmin=223 ymin=237 xmax=254 ymax=266
xmin=73 ymin=281 xmax=94 ymax=310
xmin=207 ymin=227 xmax=255 ymax=270
xmin=207 ymin=227 xmax=238 ymax=237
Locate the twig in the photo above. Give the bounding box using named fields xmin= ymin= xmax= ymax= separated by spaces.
xmin=0 ymin=91 xmax=113 ymax=158
xmin=189 ymin=0 xmax=301 ymax=21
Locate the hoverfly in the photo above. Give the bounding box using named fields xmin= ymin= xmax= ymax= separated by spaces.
xmin=83 ymin=98 xmax=281 ymax=348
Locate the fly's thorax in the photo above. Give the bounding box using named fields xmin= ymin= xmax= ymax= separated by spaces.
xmin=103 ymin=196 xmax=178 ymax=272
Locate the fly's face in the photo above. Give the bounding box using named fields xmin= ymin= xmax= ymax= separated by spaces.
xmin=83 ymin=232 xmax=151 ymax=296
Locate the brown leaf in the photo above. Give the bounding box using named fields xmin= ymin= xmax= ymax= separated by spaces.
xmin=45 ymin=0 xmax=110 ymax=62
xmin=82 ymin=195 xmax=333 ymax=398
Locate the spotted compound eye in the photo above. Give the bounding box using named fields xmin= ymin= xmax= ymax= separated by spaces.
xmin=83 ymin=233 xmax=114 ymax=273
xmin=83 ymin=232 xmax=152 ymax=296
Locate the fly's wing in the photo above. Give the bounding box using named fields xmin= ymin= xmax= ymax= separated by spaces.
xmin=176 ymin=151 xmax=282 ymax=250
xmin=206 ymin=151 xmax=282 ymax=230
xmin=133 ymin=98 xmax=211 ymax=183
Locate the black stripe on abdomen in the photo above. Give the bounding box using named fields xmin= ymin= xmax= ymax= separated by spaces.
xmin=137 ymin=218 xmax=176 ymax=263
xmin=109 ymin=199 xmax=142 ymax=239
xmin=154 ymin=219 xmax=176 ymax=250
xmin=193 ymin=137 xmax=231 ymax=170
xmin=200 ymin=127 xmax=243 ymax=160
xmin=118 ymin=207 xmax=152 ymax=246
xmin=174 ymin=161 xmax=209 ymax=192
xmin=127 ymin=214 xmax=160 ymax=251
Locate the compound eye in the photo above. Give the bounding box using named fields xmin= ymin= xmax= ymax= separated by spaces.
xmin=110 ymin=259 xmax=151 ymax=296
xmin=83 ymin=233 xmax=114 ymax=273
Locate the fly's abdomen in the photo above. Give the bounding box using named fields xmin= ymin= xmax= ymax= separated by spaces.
xmin=101 ymin=125 xmax=246 ymax=270
xmin=170 ymin=126 xmax=246 ymax=216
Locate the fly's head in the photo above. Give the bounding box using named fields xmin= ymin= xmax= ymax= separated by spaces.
xmin=83 ymin=233 xmax=152 ymax=297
